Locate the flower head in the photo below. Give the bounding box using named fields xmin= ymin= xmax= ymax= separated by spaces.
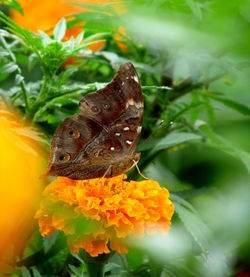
xmin=11 ymin=0 xmax=128 ymax=52
xmin=36 ymin=175 xmax=174 ymax=257
xmin=0 ymin=106 xmax=45 ymax=271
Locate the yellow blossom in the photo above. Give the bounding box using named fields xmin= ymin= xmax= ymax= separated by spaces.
xmin=0 ymin=106 xmax=46 ymax=272
xmin=36 ymin=175 xmax=174 ymax=257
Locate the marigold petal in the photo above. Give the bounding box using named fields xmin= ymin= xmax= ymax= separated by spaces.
xmin=36 ymin=174 xmax=174 ymax=256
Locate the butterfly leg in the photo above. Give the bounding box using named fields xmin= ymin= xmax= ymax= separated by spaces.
xmin=97 ymin=165 xmax=112 ymax=184
xmin=133 ymin=160 xmax=150 ymax=180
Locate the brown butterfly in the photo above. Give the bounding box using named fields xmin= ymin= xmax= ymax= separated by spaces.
xmin=45 ymin=62 xmax=143 ymax=180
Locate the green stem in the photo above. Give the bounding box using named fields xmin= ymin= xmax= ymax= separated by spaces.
xmin=79 ymin=249 xmax=113 ymax=277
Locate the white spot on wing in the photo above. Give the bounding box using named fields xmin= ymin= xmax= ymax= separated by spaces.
xmin=126 ymin=98 xmax=143 ymax=109
xmin=110 ymin=147 xmax=115 ymax=151
xmin=123 ymin=127 xmax=130 ymax=131
xmin=115 ymin=132 xmax=120 ymax=136
xmin=137 ymin=126 xmax=142 ymax=133
xmin=132 ymin=75 xmax=139 ymax=83
xmin=122 ymin=82 xmax=125 ymax=86
xmin=126 ymin=140 xmax=132 ymax=145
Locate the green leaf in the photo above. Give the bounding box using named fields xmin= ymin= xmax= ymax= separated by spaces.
xmin=70 ymin=252 xmax=84 ymax=263
xmin=138 ymin=132 xmax=202 ymax=153
xmin=15 ymin=73 xmax=24 ymax=84
xmin=75 ymin=31 xmax=84 ymax=46
xmin=2 ymin=0 xmax=24 ymax=15
xmin=83 ymin=32 xmax=110 ymax=44
xmin=21 ymin=267 xmax=32 ymax=277
xmin=1 ymin=62 xmax=18 ymax=73
xmin=196 ymin=120 xmax=250 ymax=173
xmin=186 ymin=0 xmax=202 ymax=20
xmin=38 ymin=30 xmax=51 ymax=47
xmin=68 ymin=264 xmax=84 ymax=276
xmin=172 ymin=188 xmax=209 ymax=200
xmin=0 ymin=50 xmax=9 ymax=57
xmin=170 ymin=194 xmax=199 ymax=215
xmin=53 ymin=18 xmax=66 ymax=41
xmin=174 ymin=202 xmax=210 ymax=253
xmin=28 ymin=53 xmax=38 ymax=71
xmin=32 ymin=269 xmax=42 ymax=277
xmin=200 ymin=91 xmax=250 ymax=115
xmin=104 ymin=262 xmax=122 ymax=273
xmin=43 ymin=231 xmax=59 ymax=253
xmin=203 ymin=95 xmax=216 ymax=125
xmin=190 ymin=92 xmax=200 ymax=121
xmin=142 ymin=85 xmax=172 ymax=91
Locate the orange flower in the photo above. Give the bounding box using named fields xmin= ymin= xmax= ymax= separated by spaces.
xmin=35 ymin=175 xmax=174 ymax=257
xmin=0 ymin=106 xmax=46 ymax=272
xmin=11 ymin=0 xmax=128 ymax=52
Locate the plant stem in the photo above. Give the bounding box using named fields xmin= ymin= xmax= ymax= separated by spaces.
xmin=79 ymin=249 xmax=113 ymax=277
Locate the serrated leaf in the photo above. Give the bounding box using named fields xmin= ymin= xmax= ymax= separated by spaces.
xmin=1 ymin=62 xmax=18 ymax=73
xmin=138 ymin=132 xmax=202 ymax=153
xmin=53 ymin=18 xmax=66 ymax=41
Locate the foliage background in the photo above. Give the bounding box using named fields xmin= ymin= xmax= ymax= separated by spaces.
xmin=0 ymin=0 xmax=250 ymax=276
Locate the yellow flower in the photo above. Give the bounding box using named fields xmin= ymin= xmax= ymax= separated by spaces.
xmin=36 ymin=175 xmax=174 ymax=257
xmin=0 ymin=106 xmax=46 ymax=272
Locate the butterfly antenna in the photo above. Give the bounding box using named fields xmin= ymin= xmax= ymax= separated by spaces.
xmin=133 ymin=160 xmax=150 ymax=180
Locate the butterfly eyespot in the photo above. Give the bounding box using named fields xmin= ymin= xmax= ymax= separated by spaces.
xmin=91 ymin=106 xmax=99 ymax=113
xmin=68 ymin=129 xmax=80 ymax=139
xmin=58 ymin=153 xmax=70 ymax=162
xmin=103 ymin=103 xmax=110 ymax=110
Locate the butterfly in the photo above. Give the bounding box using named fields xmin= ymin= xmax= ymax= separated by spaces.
xmin=45 ymin=62 xmax=143 ymax=180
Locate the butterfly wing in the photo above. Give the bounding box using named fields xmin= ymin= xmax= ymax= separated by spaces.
xmin=46 ymin=62 xmax=143 ymax=180
xmin=79 ymin=62 xmax=143 ymax=129
xmin=45 ymin=114 xmax=102 ymax=177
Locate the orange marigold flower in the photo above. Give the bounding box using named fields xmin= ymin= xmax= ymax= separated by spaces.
xmin=11 ymin=0 xmax=127 ymax=52
xmin=35 ymin=175 xmax=174 ymax=257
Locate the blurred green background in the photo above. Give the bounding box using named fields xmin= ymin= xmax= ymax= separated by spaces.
xmin=0 ymin=0 xmax=250 ymax=276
